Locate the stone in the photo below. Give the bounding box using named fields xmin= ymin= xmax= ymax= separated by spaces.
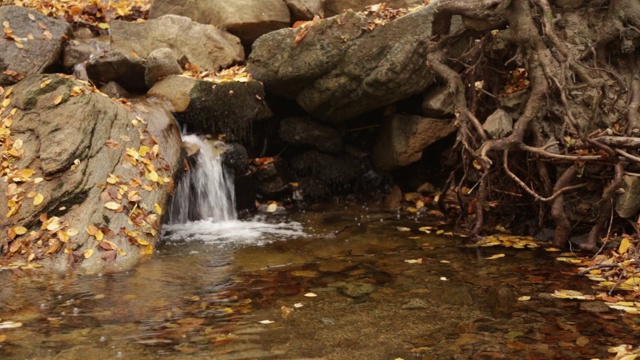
xmin=285 ymin=0 xmax=325 ymax=21
xmin=486 ymin=285 xmax=516 ymax=318
xmin=248 ymin=4 xmax=447 ymax=123
xmin=421 ymin=86 xmax=455 ymax=118
xmin=144 ymin=48 xmax=182 ymax=88
xmin=110 ymin=15 xmax=244 ymax=72
xmin=482 ymin=108 xmax=513 ymax=139
xmin=0 ymin=74 xmax=183 ymax=273
xmin=372 ymin=114 xmax=456 ymax=171
xmin=0 ymin=6 xmax=73 ymax=86
xmin=290 ymin=151 xmax=363 ymax=189
xmin=149 ymin=0 xmax=290 ymax=45
xmin=62 ymin=40 xmax=92 ymax=70
xmin=99 ymin=81 xmax=131 ymax=99
xmin=615 ymin=175 xmax=640 ymax=218
xmin=279 ymin=116 xmax=344 ymax=154
xmin=324 ymin=0 xmax=423 ymax=17
xmin=401 ymin=298 xmax=431 ymax=310
xmin=85 ymin=51 xmax=147 ymax=93
xmin=340 ymin=281 xmax=376 ymax=298
xmin=149 ymin=75 xmax=272 ymax=143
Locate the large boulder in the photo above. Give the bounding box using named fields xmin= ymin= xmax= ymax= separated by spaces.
xmin=0 ymin=6 xmax=73 ymax=86
xmin=110 ymin=15 xmax=244 ymax=72
xmin=148 ymin=75 xmax=272 ymax=142
xmin=85 ymin=51 xmax=147 ymax=93
xmin=372 ymin=114 xmax=456 ymax=171
xmin=148 ymin=0 xmax=290 ymax=45
xmin=0 ymin=74 xmax=183 ymax=273
xmin=284 ymin=0 xmax=325 ymax=21
xmin=247 ymin=4 xmax=440 ymax=123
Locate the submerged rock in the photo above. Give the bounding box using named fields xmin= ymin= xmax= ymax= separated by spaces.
xmin=0 ymin=74 xmax=182 ymax=273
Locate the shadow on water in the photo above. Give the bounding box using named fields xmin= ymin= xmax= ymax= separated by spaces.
xmin=0 ymin=201 xmax=639 ymax=359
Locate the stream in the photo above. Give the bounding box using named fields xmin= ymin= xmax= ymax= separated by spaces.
xmin=0 ymin=201 xmax=639 ymax=359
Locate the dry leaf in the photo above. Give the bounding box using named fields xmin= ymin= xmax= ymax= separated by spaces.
xmin=84 ymin=249 xmax=94 ymax=258
xmin=104 ymin=201 xmax=122 ymax=210
xmin=33 ymin=193 xmax=44 ymax=205
xmin=484 ymin=253 xmax=505 ymax=260
xmin=13 ymin=226 xmax=27 ymax=235
xmin=53 ymin=94 xmax=63 ymax=105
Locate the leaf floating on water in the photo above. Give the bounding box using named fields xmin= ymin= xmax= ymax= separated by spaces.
xmin=0 ymin=321 xmax=22 ymax=329
xmin=258 ymin=320 xmax=274 ymax=324
xmin=293 ymin=303 xmax=304 ymax=308
xmin=404 ymin=258 xmax=423 ymax=264
xmin=484 ymin=253 xmax=505 ymax=260
xmin=418 ymin=226 xmax=432 ymax=233
xmin=551 ymin=289 xmax=595 ymax=300
xmin=304 ymin=292 xmax=317 ymax=297
xmin=517 ymin=296 xmax=531 ymax=301
xmin=545 ymin=247 xmax=561 ymax=252
xmin=440 ymin=260 xmax=450 ymax=264
xmin=281 ymin=305 xmax=293 ymax=318
xmin=396 ymin=226 xmax=411 ymax=232
xmin=440 ymin=277 xmax=448 ymax=281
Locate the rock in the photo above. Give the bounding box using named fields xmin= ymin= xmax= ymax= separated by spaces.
xmin=149 ymin=0 xmax=290 ymax=46
xmin=0 ymin=74 xmax=183 ymax=273
xmin=149 ymin=75 xmax=273 ymax=143
xmin=579 ymin=301 xmax=610 ymax=313
xmin=482 ymin=108 xmax=513 ymax=139
xmin=144 ymin=48 xmax=182 ymax=88
xmin=279 ymin=117 xmax=344 ymax=154
xmin=285 ymin=0 xmax=325 ymax=21
xmin=402 ymin=298 xmax=431 ymax=310
xmin=62 ymin=40 xmax=92 ymax=70
xmin=486 ymin=286 xmax=516 ymax=318
xmin=85 ymin=51 xmax=147 ymax=93
xmin=247 ymin=4 xmax=442 ymax=123
xmin=99 ymin=81 xmax=131 ymax=99
xmin=256 ymin=162 xmax=290 ymax=198
xmin=220 ymin=142 xmax=250 ymax=177
xmin=372 ymin=114 xmax=456 ymax=171
xmin=383 ymin=185 xmax=402 ymax=211
xmin=615 ymin=175 xmax=640 ymax=218
xmin=110 ymin=15 xmax=244 ymax=72
xmin=324 ymin=0 xmax=423 ymax=17
xmin=0 ymin=6 xmax=73 ymax=86
xmin=339 ymin=281 xmax=376 ymax=298
xmin=421 ymin=86 xmax=455 ymax=118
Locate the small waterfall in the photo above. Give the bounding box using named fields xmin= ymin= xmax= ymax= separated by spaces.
xmin=168 ymin=135 xmax=237 ymax=224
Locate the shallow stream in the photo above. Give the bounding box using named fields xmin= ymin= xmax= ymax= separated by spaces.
xmin=1 ymin=201 xmax=638 ymax=359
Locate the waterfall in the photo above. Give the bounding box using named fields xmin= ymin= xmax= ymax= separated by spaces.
xmin=168 ymin=135 xmax=237 ymax=224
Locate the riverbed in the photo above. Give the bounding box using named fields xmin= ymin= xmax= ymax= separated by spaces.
xmin=0 ymin=201 xmax=637 ymax=359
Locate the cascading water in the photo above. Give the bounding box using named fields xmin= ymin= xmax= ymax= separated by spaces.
xmin=168 ymin=135 xmax=237 ymax=224
xmin=162 ymin=135 xmax=304 ymax=246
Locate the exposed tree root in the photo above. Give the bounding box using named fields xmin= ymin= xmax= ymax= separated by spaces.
xmin=428 ymin=0 xmax=640 ymax=250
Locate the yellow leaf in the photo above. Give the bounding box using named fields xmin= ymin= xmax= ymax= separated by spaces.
xmin=138 ymin=146 xmax=150 ymax=156
xmin=141 ymin=244 xmax=153 ymax=255
xmin=154 ymin=203 xmax=162 ymax=215
xmin=84 ymin=249 xmax=94 ymax=258
xmin=70 ymin=158 xmax=80 ymax=171
xmin=67 ymin=228 xmax=78 ymax=236
xmin=145 ymin=170 xmax=159 ymax=182
xmin=13 ymin=226 xmax=27 ymax=235
xmin=2 ymin=98 xmax=10 ymax=107
xmin=57 ymin=230 xmax=69 ymax=243
xmin=34 ymin=177 xmax=43 ymax=184
xmin=117 ymin=248 xmax=127 ymax=256
xmin=33 ymin=193 xmax=44 ymax=205
xmin=53 ymin=94 xmax=63 ymax=105
xmin=95 ymin=230 xmax=104 ymax=241
xmin=136 ymin=238 xmax=149 ymax=246
xmin=266 ymin=202 xmax=277 ymax=213
xmin=106 ymin=173 xmax=119 ymax=184
xmin=104 ymin=201 xmax=122 ymax=210
xmin=485 ymin=253 xmax=505 ymax=260
xmin=619 ymin=237 xmax=632 ymax=254
xmin=86 ymin=225 xmax=98 ymax=235
xmin=518 ymin=296 xmax=531 ymax=301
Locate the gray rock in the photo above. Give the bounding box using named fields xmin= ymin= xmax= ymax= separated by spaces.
xmin=402 ymin=298 xmax=431 ymax=310
xmin=372 ymin=114 xmax=456 ymax=171
xmin=247 ymin=4 xmax=443 ymax=123
xmin=85 ymin=51 xmax=147 ymax=93
xmin=616 ymin=175 xmax=640 ymax=218
xmin=63 ymin=40 xmax=92 ymax=70
xmin=279 ymin=117 xmax=344 ymax=154
xmin=1 ymin=74 xmax=183 ymax=273
xmin=110 ymin=15 xmax=244 ymax=72
xmin=0 ymin=6 xmax=73 ymax=86
xmin=340 ymin=281 xmax=376 ymax=298
xmin=99 ymin=81 xmax=131 ymax=99
xmin=149 ymin=75 xmax=273 ymax=143
xmin=285 ymin=0 xmax=325 ymax=21
xmin=144 ymin=48 xmax=182 ymax=88
xmin=149 ymin=0 xmax=290 ymax=45
xmin=421 ymin=86 xmax=455 ymax=118
xmin=324 ymin=0 xmax=423 ymax=16
xmin=482 ymin=108 xmax=513 ymax=139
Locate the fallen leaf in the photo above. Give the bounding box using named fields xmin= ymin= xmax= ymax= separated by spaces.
xmin=304 ymin=292 xmax=317 ymax=297
xmin=485 ymin=253 xmax=506 ymax=260
xmin=404 ymin=258 xmax=423 ymax=264
xmin=619 ymin=237 xmax=632 ymax=254
xmin=53 ymin=94 xmax=63 ymax=105
xmin=104 ymin=201 xmax=122 ymax=210
xmin=518 ymin=296 xmax=531 ymax=301
xmin=266 ymin=202 xmax=277 ymax=213
xmin=293 ymin=303 xmax=304 ymax=308
xmin=154 ymin=203 xmax=162 ymax=215
xmin=84 ymin=249 xmax=94 ymax=258
xmin=258 ymin=320 xmax=274 ymax=324
xmin=13 ymin=226 xmax=27 ymax=235
xmin=33 ymin=193 xmax=44 ymax=205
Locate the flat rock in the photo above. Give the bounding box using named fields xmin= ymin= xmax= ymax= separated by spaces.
xmin=110 ymin=15 xmax=244 ymax=72
xmin=149 ymin=0 xmax=290 ymax=45
xmin=0 ymin=6 xmax=73 ymax=86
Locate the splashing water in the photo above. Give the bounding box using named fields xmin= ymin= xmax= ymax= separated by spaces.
xmin=163 ymin=135 xmax=304 ymax=246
